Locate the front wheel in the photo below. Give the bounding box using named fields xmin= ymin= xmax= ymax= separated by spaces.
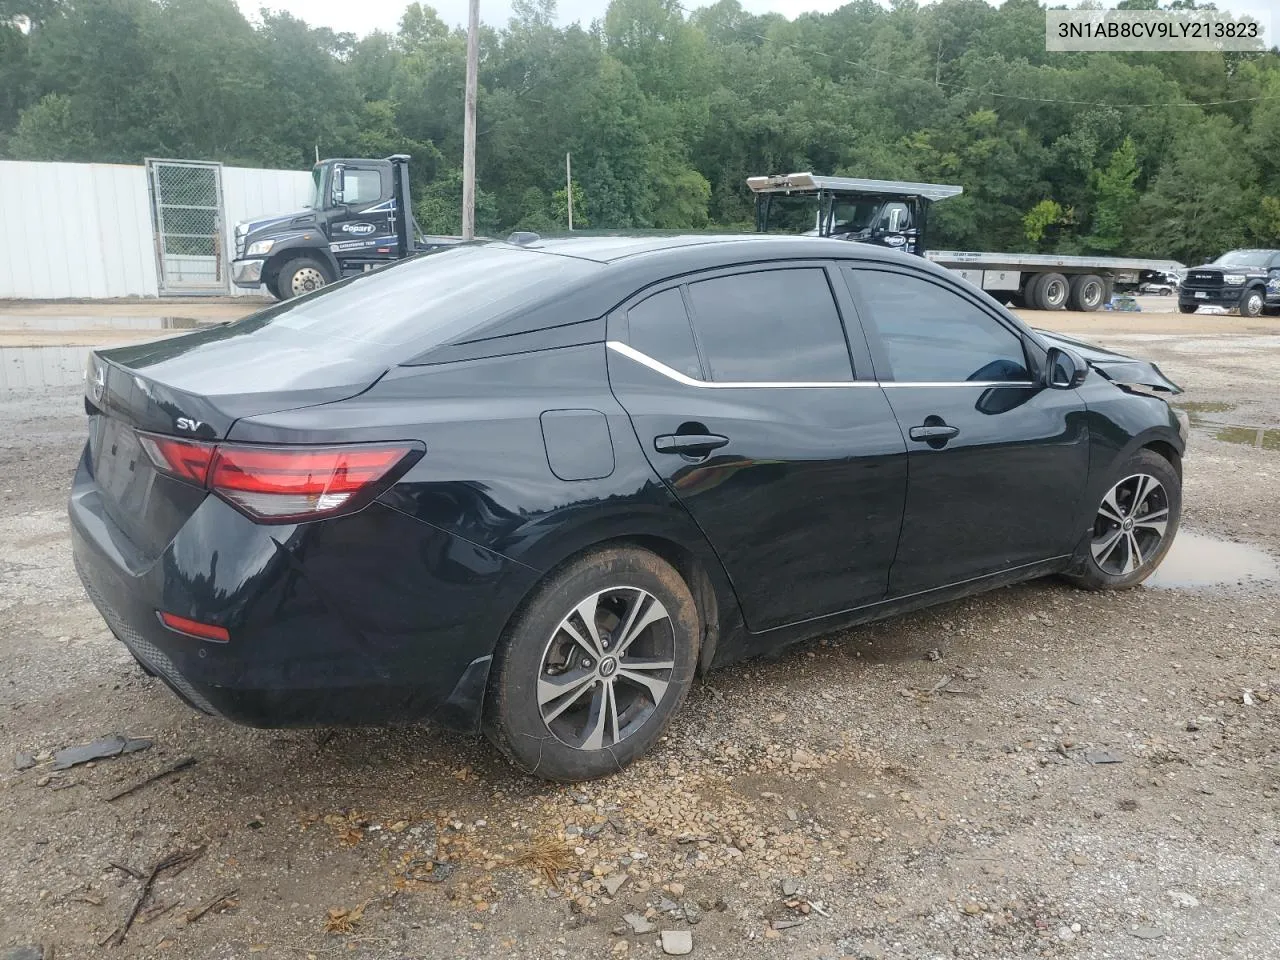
xmin=1178 ymin=303 xmax=1198 ymax=314
xmin=275 ymin=257 xmax=332 ymax=300
xmin=484 ymin=546 xmax=700 ymax=781
xmin=1239 ymin=287 xmax=1265 ymax=318
xmin=1066 ymin=449 xmax=1181 ymax=591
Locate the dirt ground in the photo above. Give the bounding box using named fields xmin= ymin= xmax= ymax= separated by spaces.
xmin=0 ymin=299 xmax=1277 ymax=960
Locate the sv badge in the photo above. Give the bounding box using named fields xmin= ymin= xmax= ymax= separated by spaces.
xmin=176 ymin=417 xmax=205 ymax=432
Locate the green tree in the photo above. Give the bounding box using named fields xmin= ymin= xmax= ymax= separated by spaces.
xmin=1086 ymin=136 xmax=1139 ymax=253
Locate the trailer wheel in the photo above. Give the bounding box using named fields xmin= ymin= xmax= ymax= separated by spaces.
xmin=1067 ymin=274 xmax=1106 ymax=312
xmin=1033 ymin=273 xmax=1069 ymax=311
xmin=1020 ymin=274 xmax=1044 ymax=309
xmin=277 ymin=257 xmax=332 ymax=300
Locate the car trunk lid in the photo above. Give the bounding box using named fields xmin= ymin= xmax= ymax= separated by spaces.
xmin=85 ymin=326 xmax=389 ymax=559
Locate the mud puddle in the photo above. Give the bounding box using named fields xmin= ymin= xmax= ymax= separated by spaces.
xmin=1147 ymin=530 xmax=1279 ymax=589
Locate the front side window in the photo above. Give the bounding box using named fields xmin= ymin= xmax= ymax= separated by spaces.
xmin=685 ymin=268 xmax=853 ymax=382
xmin=848 ymin=269 xmax=1030 ymax=383
xmin=338 ymin=168 xmax=383 ymax=205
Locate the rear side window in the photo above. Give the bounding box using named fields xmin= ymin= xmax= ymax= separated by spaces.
xmin=626 ymin=288 xmax=703 ymax=380
xmin=848 ymin=269 xmax=1030 ymax=383
xmin=685 ymin=268 xmax=853 ymax=382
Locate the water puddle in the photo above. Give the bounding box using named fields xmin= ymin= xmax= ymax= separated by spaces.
xmin=0 ymin=315 xmax=201 ymax=331
xmin=1174 ymin=400 xmax=1237 ymax=415
xmin=1213 ymin=426 xmax=1280 ymax=451
xmin=1146 ymin=530 xmax=1279 ymax=590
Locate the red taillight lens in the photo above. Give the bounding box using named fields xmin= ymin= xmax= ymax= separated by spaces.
xmin=158 ymin=611 xmax=230 ymax=642
xmin=137 ymin=434 xmax=215 ymax=485
xmin=209 ymin=443 xmax=419 ymax=520
xmin=138 ymin=432 xmax=421 ymax=523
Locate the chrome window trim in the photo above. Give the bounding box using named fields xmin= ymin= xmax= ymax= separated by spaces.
xmin=606 ymin=341 xmax=1036 ymax=390
xmin=606 ymin=341 xmax=876 ymax=388
xmin=880 ymin=380 xmax=1037 ymax=388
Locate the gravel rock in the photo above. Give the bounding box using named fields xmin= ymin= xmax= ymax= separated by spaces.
xmin=603 ymin=873 xmax=628 ymax=896
xmin=780 ymin=878 xmax=800 ymax=897
xmin=623 ymin=913 xmax=655 ymax=935
xmin=660 ymin=930 xmax=693 ymax=955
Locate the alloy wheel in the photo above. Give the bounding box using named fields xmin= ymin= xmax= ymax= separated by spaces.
xmin=291 ymin=266 xmax=326 ymax=296
xmin=537 ymin=587 xmax=675 ymax=751
xmin=1091 ymin=473 xmax=1169 ymax=576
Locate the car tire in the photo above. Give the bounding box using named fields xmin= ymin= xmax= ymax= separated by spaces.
xmin=1178 ymin=303 xmax=1197 ymax=314
xmin=1065 ymin=449 xmax=1181 ymax=591
xmin=1239 ymin=287 xmax=1265 ymax=318
xmin=1067 ymin=274 xmax=1106 ymax=311
xmin=1034 ymin=272 xmax=1070 ymax=311
xmin=483 ymin=545 xmax=700 ymax=781
xmin=276 ymin=257 xmax=331 ymax=300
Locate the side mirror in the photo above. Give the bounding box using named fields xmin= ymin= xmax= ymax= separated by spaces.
xmin=1045 ymin=346 xmax=1088 ymax=389
xmin=330 ymin=164 xmax=346 ymax=206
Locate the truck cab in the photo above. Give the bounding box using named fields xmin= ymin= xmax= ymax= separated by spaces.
xmin=1179 ymin=249 xmax=1280 ymax=317
xmin=232 ymin=155 xmax=421 ymax=300
xmin=747 ymin=172 xmax=964 ymax=257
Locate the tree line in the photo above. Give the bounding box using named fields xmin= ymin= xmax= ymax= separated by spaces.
xmin=2 ymin=0 xmax=1278 ymax=262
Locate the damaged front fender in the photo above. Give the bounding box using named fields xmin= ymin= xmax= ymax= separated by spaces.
xmin=1034 ymin=330 xmax=1182 ymax=394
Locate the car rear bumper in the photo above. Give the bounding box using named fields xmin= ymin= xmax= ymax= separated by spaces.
xmin=69 ymin=450 xmax=536 ymax=733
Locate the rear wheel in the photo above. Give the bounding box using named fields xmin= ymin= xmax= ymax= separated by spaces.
xmin=276 ymin=257 xmax=331 ymax=300
xmin=1066 ymin=449 xmax=1181 ymax=591
xmin=1067 ymin=274 xmax=1106 ymax=312
xmin=1239 ymin=287 xmax=1265 ymax=318
xmin=1178 ymin=303 xmax=1198 ymax=314
xmin=484 ymin=546 xmax=700 ymax=781
xmin=1034 ymin=272 xmax=1070 ymax=311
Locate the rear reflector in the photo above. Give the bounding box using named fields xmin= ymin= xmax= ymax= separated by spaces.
xmin=158 ymin=611 xmax=230 ymax=642
xmin=138 ymin=433 xmax=423 ymax=523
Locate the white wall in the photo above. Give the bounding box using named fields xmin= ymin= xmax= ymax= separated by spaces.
xmin=221 ymin=165 xmax=314 ymax=297
xmin=0 ymin=160 xmax=312 ymax=300
xmin=0 ymin=161 xmax=159 ymax=299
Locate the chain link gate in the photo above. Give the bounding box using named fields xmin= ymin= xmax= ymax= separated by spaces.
xmin=145 ymin=158 xmax=227 ymax=294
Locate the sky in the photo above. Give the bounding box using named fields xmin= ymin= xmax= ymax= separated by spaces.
xmin=234 ymin=0 xmax=1277 ymax=39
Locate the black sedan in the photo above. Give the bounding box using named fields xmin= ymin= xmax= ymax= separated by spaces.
xmin=70 ymin=236 xmax=1187 ymax=781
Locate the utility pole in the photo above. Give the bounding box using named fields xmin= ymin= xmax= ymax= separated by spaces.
xmin=461 ymin=0 xmax=480 ymax=240
xmin=566 ymin=152 xmax=573 ymax=231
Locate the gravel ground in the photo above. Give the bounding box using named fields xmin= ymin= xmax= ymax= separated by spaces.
xmin=0 ymin=307 xmax=1277 ymax=960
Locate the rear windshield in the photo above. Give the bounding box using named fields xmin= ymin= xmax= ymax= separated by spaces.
xmin=225 ymin=245 xmax=600 ymax=362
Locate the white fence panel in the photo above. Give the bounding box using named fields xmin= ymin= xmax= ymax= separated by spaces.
xmin=0 ymin=160 xmax=312 ymax=300
xmin=221 ymin=166 xmax=314 ymax=296
xmin=0 ymin=161 xmax=159 ymax=299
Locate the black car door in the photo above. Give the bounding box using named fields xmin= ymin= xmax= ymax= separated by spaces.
xmin=842 ymin=264 xmax=1090 ymax=597
xmin=607 ymin=263 xmax=908 ymax=632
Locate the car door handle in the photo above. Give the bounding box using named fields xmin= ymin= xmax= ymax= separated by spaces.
xmin=654 ymin=433 xmax=729 ymax=455
xmin=909 ymin=424 xmax=959 ymax=442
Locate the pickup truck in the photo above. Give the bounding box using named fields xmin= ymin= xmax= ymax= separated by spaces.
xmin=1179 ymin=249 xmax=1280 ymax=316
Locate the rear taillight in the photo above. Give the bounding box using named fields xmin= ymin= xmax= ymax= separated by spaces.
xmin=139 ymin=433 xmax=422 ymax=523
xmin=136 ymin=434 xmax=215 ymax=485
